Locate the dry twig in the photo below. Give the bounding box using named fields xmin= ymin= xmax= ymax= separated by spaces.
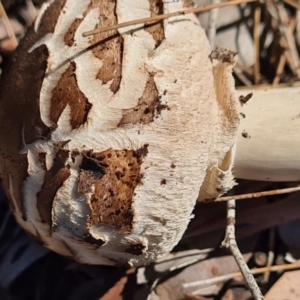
xmin=272 ymin=51 xmax=287 ymax=86
xmin=204 ymin=185 xmax=300 ymax=202
xmin=263 ymin=228 xmax=275 ymax=283
xmin=221 ymin=199 xmax=264 ymax=299
xmin=272 ymin=17 xmax=296 ymax=85
xmin=254 ymin=5 xmax=261 ymax=84
xmin=82 ymin=0 xmax=258 ymax=37
xmin=0 ymin=1 xmax=18 ymax=49
xmin=234 ymin=65 xmax=254 ymax=85
xmin=283 ymin=0 xmax=300 ymax=12
xmin=183 ymin=261 xmax=300 ymax=290
xmin=276 ymin=2 xmax=300 ymax=77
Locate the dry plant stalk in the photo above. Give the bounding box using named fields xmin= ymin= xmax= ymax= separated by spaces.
xmin=273 ymin=17 xmax=296 ymax=86
xmin=254 ymin=5 xmax=261 ymax=85
xmin=221 ymin=199 xmax=264 ymax=299
xmin=0 ymin=1 xmax=18 ymax=49
xmin=183 ymin=260 xmax=300 ymax=290
xmin=208 ymin=185 xmax=300 ymax=202
xmin=82 ymin=0 xmax=258 ymax=37
xmin=283 ymin=0 xmax=300 ymax=10
xmin=263 ymin=228 xmax=275 ymax=283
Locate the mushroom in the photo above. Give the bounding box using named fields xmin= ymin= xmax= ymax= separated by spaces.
xmin=235 ymin=86 xmax=300 ymax=182
xmin=0 ymin=0 xmax=240 ymax=266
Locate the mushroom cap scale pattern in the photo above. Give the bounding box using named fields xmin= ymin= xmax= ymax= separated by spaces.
xmin=0 ymin=0 xmax=240 ymax=266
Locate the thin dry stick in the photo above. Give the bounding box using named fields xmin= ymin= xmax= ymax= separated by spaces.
xmin=236 ymin=61 xmax=254 ymax=77
xmin=204 ymin=185 xmax=300 ymax=202
xmin=206 ymin=0 xmax=220 ymax=48
xmin=237 ymin=81 xmax=300 ymax=90
xmin=283 ymin=49 xmax=298 ymax=76
xmin=82 ymin=0 xmax=258 ymax=37
xmin=273 ymin=17 xmax=296 ymax=86
xmin=296 ymin=11 xmax=300 ymax=47
xmin=221 ymin=199 xmax=264 ymax=299
xmin=277 ymin=2 xmax=300 ymax=77
xmin=234 ymin=65 xmax=253 ymax=85
xmin=149 ymin=250 xmax=213 ymax=292
xmin=264 ymin=2 xmax=299 ymax=77
xmin=0 ymin=1 xmax=18 ymax=49
xmin=272 ymin=52 xmax=287 ymax=86
xmin=283 ymin=0 xmax=300 ymax=11
xmin=254 ymin=5 xmax=261 ymax=85
xmin=183 ymin=261 xmax=300 ymax=290
xmin=263 ymin=228 xmax=275 ymax=283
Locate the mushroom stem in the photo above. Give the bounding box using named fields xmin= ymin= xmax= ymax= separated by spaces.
xmin=234 ymin=87 xmax=300 ymax=182
xmin=204 ymin=185 xmax=300 ymax=202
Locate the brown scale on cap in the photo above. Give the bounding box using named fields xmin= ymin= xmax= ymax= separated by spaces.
xmin=145 ymin=0 xmax=165 ymax=48
xmin=118 ymin=74 xmax=160 ymax=126
xmin=160 ymin=179 xmax=167 ymax=185
xmin=63 ymin=1 xmax=123 ymax=93
xmin=90 ymin=0 xmax=123 ymax=93
xmin=50 ymin=61 xmax=92 ymax=129
xmin=37 ymin=0 xmax=67 ymax=36
xmin=82 ymin=145 xmax=149 ymax=232
xmin=0 ymin=0 xmax=67 ymax=218
xmin=78 ymin=153 xmax=106 ymax=194
xmin=119 ymin=76 xmax=170 ymax=126
xmin=36 ymin=149 xmax=71 ymax=225
xmin=64 ymin=18 xmax=83 ymax=47
xmin=119 ymin=0 xmax=166 ymax=127
xmin=63 ymin=1 xmax=94 ymax=47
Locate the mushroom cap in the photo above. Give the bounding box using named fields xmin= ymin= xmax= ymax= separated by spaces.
xmin=0 ymin=0 xmax=240 ymax=266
